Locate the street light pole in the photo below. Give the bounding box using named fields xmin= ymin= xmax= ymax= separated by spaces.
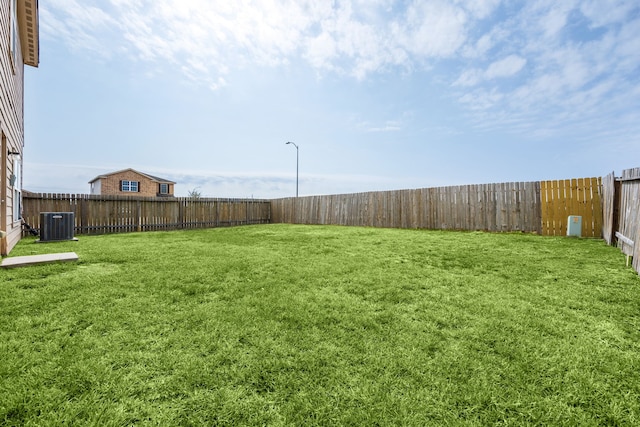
xmin=286 ymin=141 xmax=298 ymax=197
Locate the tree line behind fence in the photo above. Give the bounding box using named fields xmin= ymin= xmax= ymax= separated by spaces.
xmin=22 ymin=171 xmax=638 ymax=274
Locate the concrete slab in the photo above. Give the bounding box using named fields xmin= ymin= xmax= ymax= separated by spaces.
xmin=1 ymin=252 xmax=79 ymax=268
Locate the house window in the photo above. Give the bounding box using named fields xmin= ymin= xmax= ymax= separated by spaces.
xmin=159 ymin=183 xmax=169 ymax=195
xmin=121 ymin=180 xmax=139 ymax=192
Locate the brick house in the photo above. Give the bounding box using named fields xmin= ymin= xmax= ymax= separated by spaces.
xmin=1 ymin=0 xmax=39 ymax=255
xmin=89 ymin=169 xmax=176 ymax=197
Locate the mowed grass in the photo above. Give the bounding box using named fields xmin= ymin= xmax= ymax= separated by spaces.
xmin=1 ymin=224 xmax=639 ymax=426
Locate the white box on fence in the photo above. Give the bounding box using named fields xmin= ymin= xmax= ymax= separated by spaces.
xmin=567 ymin=215 xmax=582 ymax=237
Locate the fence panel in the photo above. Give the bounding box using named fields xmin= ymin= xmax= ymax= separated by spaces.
xmin=23 ymin=194 xmax=271 ymax=236
xmin=616 ymin=168 xmax=640 ymax=273
xmin=601 ymin=172 xmax=617 ymax=245
xmin=540 ymin=177 xmax=602 ymax=237
xmin=271 ymin=181 xmax=543 ymax=233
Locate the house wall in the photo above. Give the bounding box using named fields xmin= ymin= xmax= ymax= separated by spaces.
xmin=90 ymin=179 xmax=101 ymax=195
xmin=98 ymin=171 xmax=174 ymax=197
xmin=1 ymin=0 xmax=26 ymax=255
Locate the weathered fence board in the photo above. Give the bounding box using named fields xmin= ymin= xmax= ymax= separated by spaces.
xmin=616 ymin=168 xmax=640 ymax=273
xmin=540 ymin=177 xmax=602 ymax=237
xmin=601 ymin=172 xmax=617 ymax=245
xmin=23 ymin=194 xmax=271 ymax=235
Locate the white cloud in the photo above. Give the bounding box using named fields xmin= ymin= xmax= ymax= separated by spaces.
xmin=453 ymin=55 xmax=525 ymax=86
xmin=400 ymin=1 xmax=468 ymax=58
xmin=42 ymin=0 xmax=478 ymax=84
xmin=464 ymin=31 xmax=495 ymax=58
xmin=614 ymin=18 xmax=640 ymax=71
xmin=485 ymin=55 xmax=527 ymax=79
xmin=451 ymin=0 xmax=640 ymax=141
xmin=579 ymin=0 xmax=638 ymax=28
xmin=458 ymin=88 xmax=504 ymax=111
xmin=41 ymin=0 xmax=118 ymax=55
xmin=39 ymin=0 xmax=640 ymax=146
xmin=540 ymin=5 xmax=572 ymax=39
xmin=453 ymin=69 xmax=482 ymax=87
xmin=306 ymin=32 xmax=338 ymax=70
xmin=458 ymin=0 xmax=502 ymax=20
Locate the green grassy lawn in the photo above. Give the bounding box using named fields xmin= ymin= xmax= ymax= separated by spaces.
xmin=1 ymin=224 xmax=639 ymax=426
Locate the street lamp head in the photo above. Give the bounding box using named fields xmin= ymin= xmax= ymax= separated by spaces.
xmin=286 ymin=141 xmax=298 ymax=148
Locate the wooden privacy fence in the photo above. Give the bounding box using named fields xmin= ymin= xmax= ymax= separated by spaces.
xmin=23 ymin=176 xmax=605 ymax=239
xmin=23 ymin=194 xmax=271 ymax=235
xmin=272 ymin=182 xmax=542 ymax=232
xmin=271 ymin=178 xmax=603 ymax=237
xmin=540 ymin=177 xmax=603 ymax=237
xmin=602 ymin=167 xmax=640 ymax=274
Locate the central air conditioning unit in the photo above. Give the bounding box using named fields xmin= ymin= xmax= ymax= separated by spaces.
xmin=38 ymin=212 xmax=76 ymax=242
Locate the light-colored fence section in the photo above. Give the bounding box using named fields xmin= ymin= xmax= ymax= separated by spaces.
xmin=271 ymin=181 xmax=543 ymax=233
xmin=23 ymin=193 xmax=271 ymax=235
xmin=540 ymin=177 xmax=603 ymax=237
xmin=616 ymin=168 xmax=640 ymax=273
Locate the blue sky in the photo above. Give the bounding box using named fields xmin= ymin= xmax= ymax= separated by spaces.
xmin=24 ymin=0 xmax=640 ymax=198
